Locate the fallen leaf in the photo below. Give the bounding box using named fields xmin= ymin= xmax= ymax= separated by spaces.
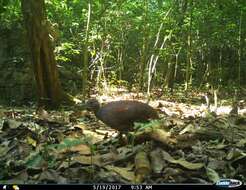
xmin=105 ymin=165 xmax=135 ymax=182
xmin=161 ymin=150 xmax=204 ymax=170
xmin=179 ymin=124 xmax=197 ymax=135
xmin=26 ymin=136 xmax=37 ymax=147
xmin=73 ymin=155 xmax=101 ymax=166
xmin=206 ymin=167 xmax=220 ymax=183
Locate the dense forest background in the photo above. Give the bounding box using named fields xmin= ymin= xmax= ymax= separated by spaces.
xmin=0 ymin=0 xmax=245 ymax=105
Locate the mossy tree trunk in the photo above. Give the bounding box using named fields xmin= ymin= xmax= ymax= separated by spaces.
xmin=21 ymin=0 xmax=64 ymax=108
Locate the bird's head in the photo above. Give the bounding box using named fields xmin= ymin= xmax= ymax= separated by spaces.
xmin=85 ymin=99 xmax=100 ymax=112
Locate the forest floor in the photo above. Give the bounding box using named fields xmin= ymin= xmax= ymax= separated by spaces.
xmin=0 ymin=89 xmax=246 ymax=184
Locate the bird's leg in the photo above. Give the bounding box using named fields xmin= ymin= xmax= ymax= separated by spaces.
xmin=127 ymin=132 xmax=135 ymax=146
xmin=115 ymin=132 xmax=128 ymax=146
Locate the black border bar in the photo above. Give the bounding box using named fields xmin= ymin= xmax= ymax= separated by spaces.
xmin=0 ymin=184 xmax=246 ymax=190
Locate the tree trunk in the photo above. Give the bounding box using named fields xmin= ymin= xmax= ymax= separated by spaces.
xmin=185 ymin=0 xmax=193 ymax=91
xmin=139 ymin=0 xmax=149 ymax=90
xmin=21 ymin=0 xmax=64 ymax=108
xmin=238 ymin=10 xmax=242 ymax=87
xmin=82 ymin=0 xmax=91 ymax=99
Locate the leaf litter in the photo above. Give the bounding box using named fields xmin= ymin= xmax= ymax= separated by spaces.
xmin=0 ymin=95 xmax=246 ymax=184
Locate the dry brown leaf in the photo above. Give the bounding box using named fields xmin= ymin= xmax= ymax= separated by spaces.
xmin=73 ymin=155 xmax=101 ymax=166
xmin=69 ymin=144 xmax=91 ymax=155
xmin=104 ymin=165 xmax=135 ymax=182
xmin=135 ymin=151 xmax=151 ymax=183
xmin=162 ymin=150 xmax=204 ymax=170
xmin=36 ymin=107 xmax=50 ymax=121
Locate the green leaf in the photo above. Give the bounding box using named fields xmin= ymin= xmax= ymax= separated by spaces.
xmin=25 ymin=151 xmax=43 ymax=168
xmin=206 ymin=167 xmax=220 ymax=183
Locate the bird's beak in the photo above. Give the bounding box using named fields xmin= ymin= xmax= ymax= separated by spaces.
xmin=75 ymin=102 xmax=88 ymax=110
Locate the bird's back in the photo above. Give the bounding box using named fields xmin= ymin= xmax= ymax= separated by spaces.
xmin=96 ymin=100 xmax=158 ymax=132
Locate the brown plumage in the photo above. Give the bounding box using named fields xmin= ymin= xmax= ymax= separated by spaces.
xmin=85 ymin=99 xmax=159 ymax=132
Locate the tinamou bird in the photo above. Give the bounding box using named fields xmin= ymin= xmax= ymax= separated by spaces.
xmin=85 ymin=99 xmax=159 ymax=133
